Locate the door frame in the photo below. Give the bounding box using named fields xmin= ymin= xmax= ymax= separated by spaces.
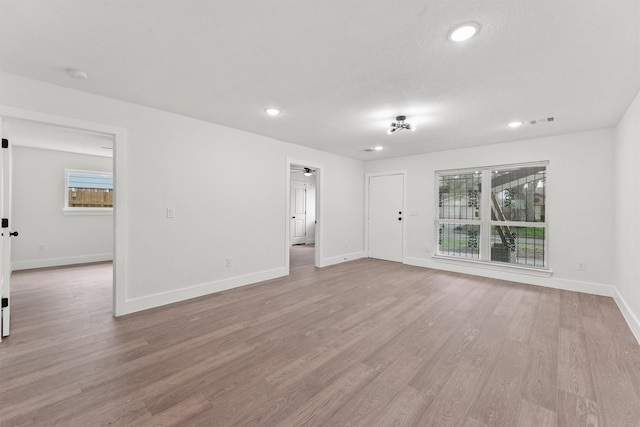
xmin=286 ymin=159 xmax=322 ymax=270
xmin=365 ymin=170 xmax=407 ymax=262
xmin=0 ymin=105 xmax=128 ymax=316
xmin=1 ymin=118 xmax=11 ymax=339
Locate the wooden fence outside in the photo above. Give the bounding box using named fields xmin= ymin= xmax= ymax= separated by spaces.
xmin=68 ymin=188 xmax=113 ymax=208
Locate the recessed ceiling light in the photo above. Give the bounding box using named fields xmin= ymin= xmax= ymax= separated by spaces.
xmin=448 ymin=23 xmax=480 ymax=42
xmin=507 ymin=121 xmax=524 ymax=128
xmin=364 ymin=146 xmax=384 ymax=152
xmin=67 ymin=69 xmax=88 ymax=79
xmin=264 ymin=107 xmax=280 ymax=116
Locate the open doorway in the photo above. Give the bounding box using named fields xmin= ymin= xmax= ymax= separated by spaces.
xmin=12 ymin=117 xmax=114 ymax=296
xmin=10 ymin=118 xmax=114 ymax=266
xmin=1 ymin=115 xmax=118 ymax=339
xmin=288 ymin=163 xmax=319 ymax=270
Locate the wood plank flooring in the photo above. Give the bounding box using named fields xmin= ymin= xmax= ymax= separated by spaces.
xmin=1 ymin=245 xmax=640 ymax=426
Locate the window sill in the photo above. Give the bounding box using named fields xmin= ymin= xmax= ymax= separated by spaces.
xmin=432 ymin=255 xmax=553 ymax=278
xmin=63 ymin=208 xmax=113 ymax=216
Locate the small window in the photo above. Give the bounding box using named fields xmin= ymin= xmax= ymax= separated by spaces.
xmin=65 ymin=169 xmax=113 ymax=210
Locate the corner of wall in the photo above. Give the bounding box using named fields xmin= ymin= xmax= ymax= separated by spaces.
xmin=121 ymin=266 xmax=288 ymax=315
xmin=319 ymin=251 xmax=366 ymax=268
xmin=612 ymin=289 xmax=640 ymax=345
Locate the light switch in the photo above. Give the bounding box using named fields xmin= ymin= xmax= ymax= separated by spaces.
xmin=167 ymin=207 xmax=175 ymax=218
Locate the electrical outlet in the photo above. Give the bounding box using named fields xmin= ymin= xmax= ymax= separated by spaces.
xmin=226 ymin=258 xmax=232 ymax=268
xmin=578 ymin=261 xmax=587 ymax=271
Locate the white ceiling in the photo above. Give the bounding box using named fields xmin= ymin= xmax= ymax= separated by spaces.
xmin=1 ymin=1 xmax=638 ymax=160
xmin=8 ymin=119 xmax=113 ymax=157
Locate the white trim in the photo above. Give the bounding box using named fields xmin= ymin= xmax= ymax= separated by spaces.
xmin=63 ymin=208 xmax=113 ymax=216
xmin=122 ymin=267 xmax=287 ymax=315
xmin=318 ymin=251 xmax=366 ymax=268
xmin=434 ymin=160 xmax=551 ymax=175
xmin=12 ymin=253 xmax=113 ymax=271
xmin=431 ymin=255 xmax=552 ymax=276
xmin=406 ymin=254 xmax=640 ymax=345
xmin=612 ymin=289 xmax=640 ymax=345
xmin=0 ymin=105 xmax=128 ymax=317
xmin=64 ymin=168 xmax=113 ymax=211
xmin=404 ymin=256 xmax=614 ymax=296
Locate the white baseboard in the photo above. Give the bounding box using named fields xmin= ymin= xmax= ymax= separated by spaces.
xmin=12 ymin=253 xmax=113 ymax=271
xmin=404 ymin=256 xmax=616 ymax=297
xmin=319 ymin=251 xmax=365 ymax=268
xmin=122 ymin=250 xmax=365 ymax=315
xmin=122 ymin=266 xmax=288 ymax=315
xmin=404 ymin=256 xmax=640 ymax=345
xmin=612 ymin=289 xmax=640 ymax=345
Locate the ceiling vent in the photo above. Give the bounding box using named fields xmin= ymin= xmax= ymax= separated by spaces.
xmin=529 ymin=116 xmax=555 ymax=125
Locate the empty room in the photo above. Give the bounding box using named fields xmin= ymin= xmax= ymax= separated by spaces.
xmin=1 ymin=1 xmax=640 ymax=426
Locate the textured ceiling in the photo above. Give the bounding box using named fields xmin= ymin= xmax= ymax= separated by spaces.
xmin=1 ymin=0 xmax=638 ymax=160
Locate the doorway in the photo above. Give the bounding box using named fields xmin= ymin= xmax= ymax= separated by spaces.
xmin=288 ymin=162 xmax=319 ymax=270
xmin=367 ymin=172 xmax=405 ymax=262
xmin=0 ymin=107 xmax=125 ymax=340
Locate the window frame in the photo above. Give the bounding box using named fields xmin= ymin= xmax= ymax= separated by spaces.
xmin=63 ymin=168 xmax=114 ymax=216
xmin=434 ymin=162 xmax=549 ymax=272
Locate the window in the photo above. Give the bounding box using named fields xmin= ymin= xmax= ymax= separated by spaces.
xmin=65 ymin=169 xmax=113 ymax=211
xmin=436 ymin=163 xmax=547 ymax=269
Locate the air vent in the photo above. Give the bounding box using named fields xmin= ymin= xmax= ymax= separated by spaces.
xmin=530 ymin=116 xmax=555 ymax=125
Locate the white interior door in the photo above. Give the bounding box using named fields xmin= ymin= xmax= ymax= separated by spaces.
xmin=290 ymin=182 xmax=306 ymax=245
xmin=368 ymin=173 xmax=403 ymax=262
xmin=1 ymin=118 xmax=13 ymax=339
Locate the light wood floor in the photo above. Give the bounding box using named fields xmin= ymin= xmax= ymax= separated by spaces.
xmin=1 ymin=245 xmax=640 ymax=426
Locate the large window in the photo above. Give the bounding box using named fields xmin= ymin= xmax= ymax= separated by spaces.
xmin=436 ymin=163 xmax=547 ymax=269
xmin=65 ymin=169 xmax=113 ymax=210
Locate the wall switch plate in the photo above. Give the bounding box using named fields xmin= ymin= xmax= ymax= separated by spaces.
xmin=226 ymin=258 xmax=232 ymax=267
xmin=578 ymin=261 xmax=587 ymax=271
xmin=167 ymin=207 xmax=175 ymax=218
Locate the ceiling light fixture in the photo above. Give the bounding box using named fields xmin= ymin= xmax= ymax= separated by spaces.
xmin=448 ymin=23 xmax=480 ymax=42
xmin=67 ymin=69 xmax=88 ymax=79
xmin=387 ymin=115 xmax=414 ymax=134
xmin=507 ymin=121 xmax=524 ymax=128
xmin=365 ymin=145 xmax=384 ymax=152
xmin=264 ymin=107 xmax=280 ymax=116
xmin=303 ymin=167 xmax=314 ymax=176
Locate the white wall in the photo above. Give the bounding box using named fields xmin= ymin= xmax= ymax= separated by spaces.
xmin=306 ymin=178 xmax=316 ymax=244
xmin=0 ymin=72 xmax=364 ymax=315
xmin=614 ymin=89 xmax=640 ymax=340
xmin=12 ymin=146 xmax=113 ymax=269
xmin=365 ymin=129 xmax=616 ymax=295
